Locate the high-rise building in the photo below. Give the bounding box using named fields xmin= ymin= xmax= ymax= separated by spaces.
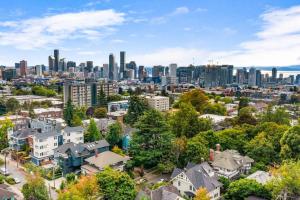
xmin=15 ymin=63 xmax=20 ymax=69
xmin=103 ymin=64 xmax=109 ymax=78
xmin=120 ymin=51 xmax=125 ymax=79
xmin=35 ymin=65 xmax=43 ymax=77
xmin=86 ymin=61 xmax=93 ymax=73
xmin=248 ymin=67 xmax=256 ymax=86
xmin=138 ymin=65 xmax=145 ymax=81
xmin=48 ymin=56 xmax=54 ymax=72
xmin=54 ymin=49 xmax=59 ymax=72
xmin=20 ymin=60 xmax=27 ymax=77
xmin=109 ymin=54 xmax=115 ymax=80
xmin=2 ymin=68 xmax=16 ymax=81
xmin=272 ymin=67 xmax=277 ymax=81
xmin=126 ymin=61 xmax=137 ymax=79
xmin=59 ymin=58 xmax=66 ymax=72
xmin=169 ymin=63 xmax=177 ymax=77
xmin=256 ymin=70 xmax=262 ymax=87
xmin=67 ymin=61 xmax=76 ymax=70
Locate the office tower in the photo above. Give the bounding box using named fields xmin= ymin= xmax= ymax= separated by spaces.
xmin=14 ymin=63 xmax=20 ymax=69
xmin=20 ymin=60 xmax=27 ymax=77
xmin=138 ymin=65 xmax=145 ymax=80
xmin=296 ymin=74 xmax=300 ymax=84
xmin=177 ymin=66 xmax=193 ymax=84
xmin=103 ymin=64 xmax=109 ymax=78
xmin=256 ymin=70 xmax=262 ymax=87
xmin=169 ymin=63 xmax=177 ymax=77
xmin=120 ymin=51 xmax=125 ymax=79
xmin=165 ymin=67 xmax=169 ymax=77
xmin=272 ymin=67 xmax=277 ymax=81
xmin=67 ymin=61 xmax=76 ymax=70
xmin=48 ymin=56 xmax=54 ymax=72
xmin=126 ymin=61 xmax=137 ymax=79
xmin=59 ymin=58 xmax=66 ymax=72
xmin=248 ymin=67 xmax=256 ymax=86
xmin=54 ymin=49 xmax=59 ymax=72
xmin=86 ymin=61 xmax=93 ymax=73
xmin=2 ymin=68 xmax=16 ymax=81
xmin=289 ymin=75 xmax=295 ymax=84
xmin=236 ymin=69 xmax=245 ymax=84
xmin=227 ymin=65 xmax=234 ymax=84
xmin=35 ymin=65 xmax=43 ymax=77
xmin=109 ymin=54 xmax=115 ymax=80
xmin=114 ymin=63 xmax=119 ymax=80
xmin=153 ymin=65 xmax=165 ymax=78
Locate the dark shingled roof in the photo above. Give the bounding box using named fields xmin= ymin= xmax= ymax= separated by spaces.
xmin=151 ymin=185 xmax=181 ymax=200
xmin=171 ymin=162 xmax=222 ymax=192
xmin=11 ymin=128 xmax=37 ymax=139
xmin=63 ymin=126 xmax=84 ymax=133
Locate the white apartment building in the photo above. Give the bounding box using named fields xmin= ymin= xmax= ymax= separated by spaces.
xmin=62 ymin=126 xmax=84 ymax=144
xmin=146 ymin=96 xmax=170 ymax=111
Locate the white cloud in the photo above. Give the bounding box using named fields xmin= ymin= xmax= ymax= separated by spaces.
xmin=0 ymin=9 xmax=125 ymax=49
xmin=151 ymin=6 xmax=190 ymax=24
xmin=223 ymin=27 xmax=237 ymax=35
xmin=85 ymin=0 xmax=111 ymax=7
xmin=195 ymin=7 xmax=207 ymax=12
xmin=184 ymin=27 xmax=192 ymax=31
xmin=111 ymin=39 xmax=126 ymax=43
xmin=171 ymin=7 xmax=190 ymax=15
xmin=136 ymin=5 xmax=300 ymax=66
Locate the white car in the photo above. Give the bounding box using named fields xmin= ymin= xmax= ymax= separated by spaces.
xmin=0 ymin=167 xmax=10 ymax=176
xmin=13 ymin=178 xmax=21 ymax=184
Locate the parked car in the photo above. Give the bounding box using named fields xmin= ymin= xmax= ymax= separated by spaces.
xmin=13 ymin=177 xmax=21 ymax=184
xmin=0 ymin=167 xmax=10 ymax=176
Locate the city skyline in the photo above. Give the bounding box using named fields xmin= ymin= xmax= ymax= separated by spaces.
xmin=0 ymin=0 xmax=299 ymax=67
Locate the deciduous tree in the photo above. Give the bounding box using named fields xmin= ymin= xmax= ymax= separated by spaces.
xmin=22 ymin=173 xmax=49 ymax=200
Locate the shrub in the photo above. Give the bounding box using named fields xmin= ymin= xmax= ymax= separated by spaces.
xmin=5 ymin=177 xmax=16 ymax=185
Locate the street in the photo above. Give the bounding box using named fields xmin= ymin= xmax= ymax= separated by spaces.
xmin=0 ymin=154 xmax=58 ymax=200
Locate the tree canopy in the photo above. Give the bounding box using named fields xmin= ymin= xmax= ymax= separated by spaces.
xmin=22 ymin=173 xmax=49 ymax=200
xmin=179 ymin=89 xmax=208 ymax=113
xmin=96 ymin=167 xmax=136 ymax=200
xmin=85 ymin=118 xmax=102 ymax=142
xmin=124 ymin=95 xmax=149 ymax=125
xmin=106 ymin=122 xmax=123 ymax=147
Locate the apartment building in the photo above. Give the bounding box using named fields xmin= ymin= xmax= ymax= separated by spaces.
xmin=63 ymin=80 xmax=115 ymax=107
xmin=146 ymin=96 xmax=170 ymax=111
xmin=20 ymin=108 xmax=63 ymax=119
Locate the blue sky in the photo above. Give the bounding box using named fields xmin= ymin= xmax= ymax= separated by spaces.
xmin=0 ymin=0 xmax=300 ymax=67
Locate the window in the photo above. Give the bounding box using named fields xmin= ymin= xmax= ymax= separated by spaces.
xmin=190 ymin=185 xmax=192 ymax=190
xmin=67 ymin=133 xmax=70 ymax=136
xmin=54 ymin=143 xmax=57 ymax=146
xmin=40 ymin=152 xmax=44 ymax=156
xmin=67 ymin=139 xmax=70 ymax=142
xmin=54 ymin=136 xmax=57 ymax=140
xmin=178 ymin=181 xmax=180 ymax=186
xmin=40 ymin=146 xmax=43 ymax=149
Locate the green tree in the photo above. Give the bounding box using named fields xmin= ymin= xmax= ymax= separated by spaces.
xmin=280 ymin=125 xmax=300 ymax=160
xmin=203 ymin=103 xmax=227 ymax=115
xmin=124 ymin=95 xmax=149 ymax=126
xmin=97 ymin=86 xmax=107 ymax=107
xmin=260 ymin=107 xmax=290 ymax=125
xmin=179 ymin=89 xmax=208 ymax=113
xmin=224 ymin=179 xmax=271 ymax=200
xmin=72 ymin=114 xmax=83 ymax=126
xmin=74 ymin=106 xmax=87 ymax=120
xmin=107 ymin=94 xmax=122 ymax=102
xmin=238 ymin=97 xmax=249 ymax=110
xmin=0 ymin=118 xmax=14 ymax=150
xmin=22 ymin=174 xmax=49 ymax=200
xmin=129 ymin=109 xmax=174 ymax=168
xmin=169 ymin=103 xmax=211 ymax=138
xmin=6 ymin=97 xmax=20 ymax=113
xmin=235 ymin=106 xmax=257 ymax=125
xmin=0 ymin=98 xmax=7 ymax=115
xmin=246 ymin=122 xmax=288 ymax=164
xmin=267 ymin=161 xmax=300 ymax=198
xmin=185 ymin=134 xmax=208 ymax=164
xmin=94 ymin=107 xmax=107 ymax=118
xmin=106 ymin=122 xmax=123 ymax=147
xmin=215 ymin=128 xmax=247 ymax=153
xmin=96 ymin=167 xmax=136 ymax=200
xmin=64 ymin=99 xmax=74 ymax=127
xmin=85 ymin=118 xmax=101 ymax=142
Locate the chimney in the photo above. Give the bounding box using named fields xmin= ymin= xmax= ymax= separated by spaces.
xmin=216 ymin=144 xmax=221 ymax=152
xmin=209 ymin=149 xmax=214 ymax=161
xmin=95 ymin=149 xmax=98 ymax=157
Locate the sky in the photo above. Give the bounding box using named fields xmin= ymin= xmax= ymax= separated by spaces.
xmin=0 ymin=0 xmax=300 ymax=67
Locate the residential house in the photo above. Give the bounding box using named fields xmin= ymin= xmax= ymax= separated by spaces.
xmin=210 ymin=148 xmax=254 ymax=179
xmin=0 ymin=184 xmax=18 ymax=200
xmin=151 ymin=185 xmax=184 ymax=200
xmin=0 ymin=115 xmax=29 ymax=131
xmin=170 ymin=162 xmax=222 ymax=199
xmin=81 ymin=151 xmax=130 ymax=175
xmin=8 ymin=128 xmax=37 ymax=151
xmin=54 ymin=140 xmax=110 ymax=174
xmin=246 ymin=170 xmax=273 ymax=185
xmin=20 ymin=108 xmax=63 ymax=119
xmin=62 ymin=126 xmax=84 ymax=144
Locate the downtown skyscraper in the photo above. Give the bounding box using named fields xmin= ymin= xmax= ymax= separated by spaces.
xmin=120 ymin=51 xmax=125 ymax=79
xmin=109 ymin=53 xmax=115 ymax=80
xmin=54 ymin=49 xmax=59 ymax=72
